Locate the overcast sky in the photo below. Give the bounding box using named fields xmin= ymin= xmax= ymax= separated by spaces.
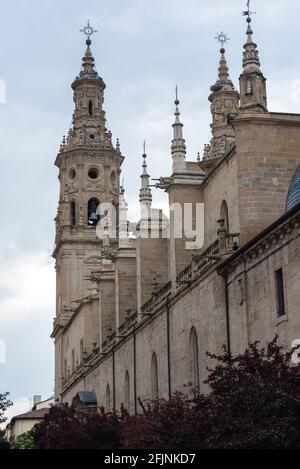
xmin=0 ymin=0 xmax=299 ymax=424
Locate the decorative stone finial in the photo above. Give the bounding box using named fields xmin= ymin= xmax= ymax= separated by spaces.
xmin=242 ymin=1 xmax=260 ymax=72
xmin=139 ymin=141 xmax=152 ymax=206
xmin=240 ymin=1 xmax=268 ymax=112
xmin=171 ymin=86 xmax=186 ymax=173
xmin=116 ymin=138 xmax=121 ymax=153
xmin=76 ymin=21 xmax=101 ymax=81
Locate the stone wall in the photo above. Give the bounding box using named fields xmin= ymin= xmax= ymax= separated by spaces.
xmin=61 ymin=208 xmax=300 ymax=412
xmin=234 ymin=113 xmax=300 ymax=244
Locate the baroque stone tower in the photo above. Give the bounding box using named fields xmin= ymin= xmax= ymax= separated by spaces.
xmin=202 ymin=32 xmax=240 ymax=166
xmin=52 ymin=24 xmax=124 ymax=397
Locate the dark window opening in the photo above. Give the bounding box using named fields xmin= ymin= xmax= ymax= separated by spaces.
xmin=275 ymin=268 xmax=286 ymax=318
xmin=220 ymin=200 xmax=229 ymax=233
xmin=88 ymin=198 xmax=100 ymax=226
xmin=151 ymin=352 xmax=159 ymax=402
xmin=80 ymin=339 xmax=84 ymax=363
xmin=89 ymin=100 xmax=93 ymax=116
xmin=88 ymin=168 xmax=99 ymax=180
xmin=125 ymin=371 xmax=130 ymax=412
xmin=190 ymin=327 xmax=200 ymax=393
xmin=70 ymin=201 xmax=76 ymax=226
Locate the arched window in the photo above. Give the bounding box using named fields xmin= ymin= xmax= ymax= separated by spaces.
xmin=220 ymin=200 xmax=229 ymax=233
xmin=151 ymin=352 xmax=159 ymax=402
xmin=70 ymin=201 xmax=76 ymax=226
xmin=190 ymin=327 xmax=200 ymax=392
xmin=88 ymin=100 xmax=93 ymax=116
xmin=88 ymin=198 xmax=100 ymax=226
xmin=125 ymin=371 xmax=130 ymax=412
xmin=106 ymin=383 xmax=111 ymax=413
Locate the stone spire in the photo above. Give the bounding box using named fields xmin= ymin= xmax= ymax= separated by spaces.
xmin=66 ymin=21 xmax=112 ymax=149
xmin=239 ymin=2 xmax=268 ymax=112
xmin=79 ymin=40 xmax=99 ymax=79
xmin=203 ymin=33 xmax=240 ymax=161
xmin=171 ymin=86 xmax=187 ymax=173
xmin=139 ymin=141 xmax=152 ymax=207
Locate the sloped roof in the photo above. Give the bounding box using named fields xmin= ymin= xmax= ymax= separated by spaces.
xmin=75 ymin=392 xmax=97 ymax=405
xmin=286 ymin=163 xmax=300 ymax=211
xmin=10 ymin=408 xmax=50 ymax=425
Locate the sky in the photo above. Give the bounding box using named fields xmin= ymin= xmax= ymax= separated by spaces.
xmin=0 ymin=0 xmax=299 ymax=425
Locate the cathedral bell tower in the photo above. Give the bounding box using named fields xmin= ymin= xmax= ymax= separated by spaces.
xmin=52 ymin=23 xmax=124 ymax=396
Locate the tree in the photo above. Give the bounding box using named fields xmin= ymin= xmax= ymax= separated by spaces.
xmin=202 ymin=337 xmax=300 ymax=449
xmin=28 ymin=338 xmax=300 ymax=449
xmin=11 ymin=433 xmax=35 ymax=450
xmin=31 ymin=405 xmax=121 ymax=450
xmin=122 ymin=337 xmax=300 ymax=449
xmin=0 ymin=392 xmax=12 ymax=425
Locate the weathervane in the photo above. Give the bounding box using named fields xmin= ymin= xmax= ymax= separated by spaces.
xmin=215 ymin=31 xmax=230 ymax=49
xmin=80 ymin=20 xmax=98 ymax=43
xmin=243 ymin=0 xmax=256 ymax=18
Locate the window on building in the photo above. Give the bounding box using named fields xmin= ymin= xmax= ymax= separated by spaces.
xmin=190 ymin=327 xmax=200 ymax=392
xmin=275 ymin=268 xmax=286 ymax=318
xmin=106 ymin=383 xmax=111 ymax=413
xmin=125 ymin=371 xmax=130 ymax=412
xmin=88 ymin=198 xmax=100 ymax=226
xmin=89 ymin=100 xmax=93 ymax=116
xmin=151 ymin=352 xmax=159 ymax=402
xmin=80 ymin=339 xmax=84 ymax=363
xmin=70 ymin=201 xmax=76 ymax=226
xmin=220 ymin=200 xmax=229 ymax=233
xmin=71 ymin=349 xmax=75 ymax=373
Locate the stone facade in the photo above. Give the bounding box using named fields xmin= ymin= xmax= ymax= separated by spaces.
xmin=52 ymin=16 xmax=300 ymax=411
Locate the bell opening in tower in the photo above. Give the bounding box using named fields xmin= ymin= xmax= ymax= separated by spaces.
xmin=70 ymin=201 xmax=76 ymax=226
xmin=88 ymin=198 xmax=100 ymax=226
xmin=89 ymin=100 xmax=93 ymax=116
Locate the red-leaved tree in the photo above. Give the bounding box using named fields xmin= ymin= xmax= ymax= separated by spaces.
xmin=30 ymin=338 xmax=300 ymax=449
xmin=122 ymin=337 xmax=300 ymax=449
xmin=31 ymin=405 xmax=121 ymax=450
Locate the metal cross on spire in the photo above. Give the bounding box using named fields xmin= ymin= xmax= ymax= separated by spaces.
xmin=80 ymin=20 xmax=98 ymax=44
xmin=215 ymin=32 xmax=230 ymax=49
xmin=243 ymin=0 xmax=256 ymax=18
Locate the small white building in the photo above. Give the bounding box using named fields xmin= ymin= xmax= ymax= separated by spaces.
xmin=5 ymin=396 xmax=54 ymax=441
xmin=5 ymin=408 xmax=50 ymax=441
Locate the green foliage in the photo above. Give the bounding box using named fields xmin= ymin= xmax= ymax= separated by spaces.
xmin=0 ymin=392 xmax=13 ymax=425
xmin=11 ymin=432 xmax=35 ymax=450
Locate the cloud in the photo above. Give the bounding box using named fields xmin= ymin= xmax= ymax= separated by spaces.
xmin=0 ymin=250 xmax=55 ymax=325
xmin=0 ymin=250 xmax=55 ymax=415
xmin=0 ymin=0 xmax=299 ymax=416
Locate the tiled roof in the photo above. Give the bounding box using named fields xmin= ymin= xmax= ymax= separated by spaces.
xmin=10 ymin=408 xmax=50 ymax=425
